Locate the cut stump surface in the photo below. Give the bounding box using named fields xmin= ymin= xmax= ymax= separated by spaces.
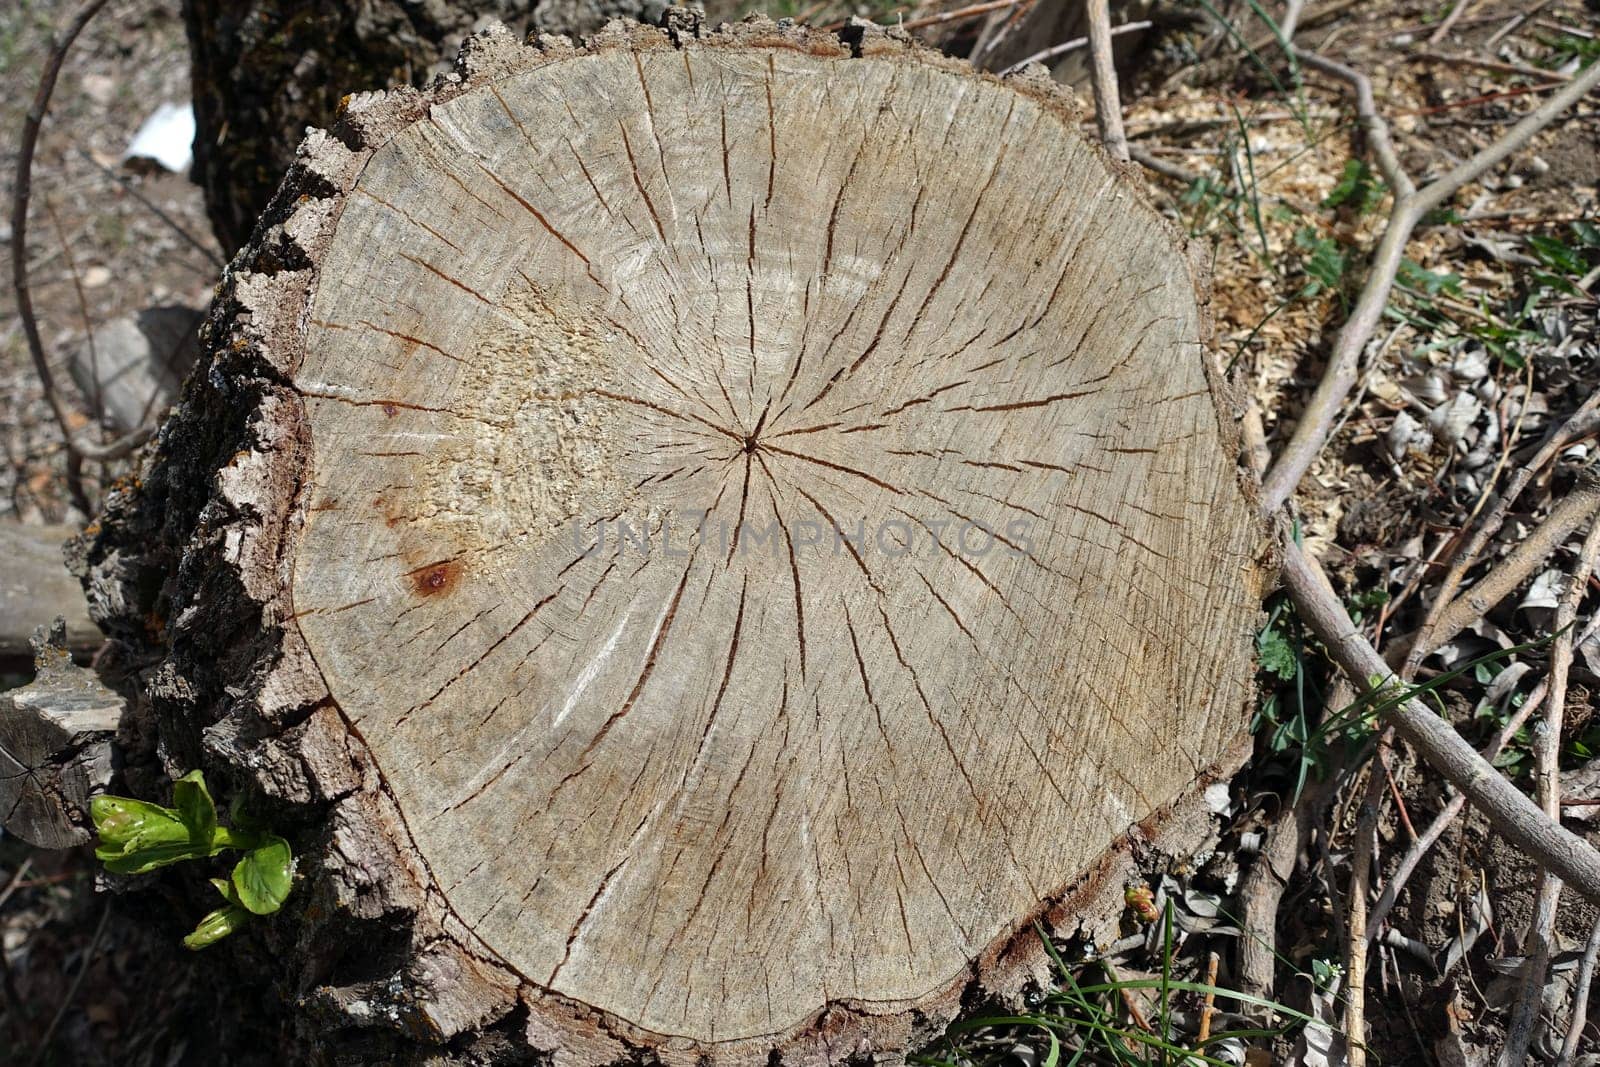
xmin=85 ymin=16 xmax=1270 ymax=1064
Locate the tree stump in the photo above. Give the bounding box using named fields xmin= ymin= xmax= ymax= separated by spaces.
xmin=182 ymin=0 xmax=660 ymax=252
xmin=82 ymin=15 xmax=1270 ymax=1063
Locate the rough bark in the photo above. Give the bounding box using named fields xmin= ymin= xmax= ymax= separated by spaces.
xmin=181 ymin=0 xmax=662 ymax=253
xmin=0 ymin=620 xmax=123 ymax=848
xmin=80 ymin=14 xmax=1271 ymax=1064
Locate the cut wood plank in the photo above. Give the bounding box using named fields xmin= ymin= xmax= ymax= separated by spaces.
xmin=80 ymin=16 xmax=1270 ymax=1063
xmin=1 ymin=620 xmax=122 ymax=848
xmin=0 ymin=523 xmax=100 ymax=661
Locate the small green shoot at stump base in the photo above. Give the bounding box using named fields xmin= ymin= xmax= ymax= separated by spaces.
xmin=91 ymin=770 xmax=294 ymax=949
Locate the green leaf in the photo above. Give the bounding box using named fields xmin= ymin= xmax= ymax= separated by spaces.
xmin=173 ymin=770 xmax=217 ymax=848
xmin=1528 ymin=234 xmax=1584 ymax=274
xmin=183 ymin=904 xmax=252 ymax=950
xmin=231 ymin=835 xmax=294 ymax=915
xmin=91 ymin=795 xmax=188 ymax=849
xmin=1294 ymin=227 xmax=1347 ymax=294
xmin=1397 ymin=258 xmax=1461 ymax=298
xmin=101 ymin=840 xmax=214 ymax=875
xmin=1040 ymin=1027 xmax=1060 ymax=1067
xmin=91 ymin=795 xmax=213 ymax=874
xmin=1322 ymin=159 xmax=1380 ymax=213
xmin=227 ymin=790 xmax=268 ymax=834
xmin=1257 ymin=627 xmax=1298 ymax=680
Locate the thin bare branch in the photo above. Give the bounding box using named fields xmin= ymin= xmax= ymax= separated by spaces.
xmin=1343 ymin=744 xmax=1389 ymax=1067
xmin=74 ymin=146 xmax=224 ymax=269
xmin=1084 ymin=0 xmax=1129 ymax=161
xmin=1366 ymin=672 xmax=1552 ymax=940
xmin=997 ymin=20 xmax=1151 ymax=77
xmin=1414 ymin=50 xmax=1576 ymax=83
xmin=11 ymin=0 xmax=152 ymax=467
xmin=1500 ymin=515 xmax=1600 ymax=1066
xmin=1127 ymin=146 xmax=1201 ymax=184
xmin=1198 ymin=951 xmax=1219 ymax=1043
xmin=1483 ymin=0 xmax=1555 ymax=51
xmin=1258 ymin=56 xmax=1600 ymax=513
xmin=1278 ymin=0 xmax=1307 ymax=42
xmin=1278 ymin=536 xmax=1600 ymax=905
xmin=1427 ymin=0 xmax=1477 ymax=44
xmin=1414 ymin=475 xmax=1600 ymax=663
xmin=895 ymin=0 xmax=1023 ymax=33
xmin=1403 ymin=395 xmax=1600 ymax=675
xmin=1558 ymin=915 xmax=1600 ymax=1067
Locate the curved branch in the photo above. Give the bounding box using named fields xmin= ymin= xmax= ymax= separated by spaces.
xmin=1279 ymin=537 xmax=1600 ymax=906
xmin=11 ymin=0 xmax=152 ymax=467
xmin=1259 ymin=57 xmax=1600 ymax=514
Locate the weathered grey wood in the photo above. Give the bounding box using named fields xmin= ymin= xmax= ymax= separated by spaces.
xmin=0 ymin=523 xmax=100 ymax=661
xmin=1 ymin=620 xmax=122 ymax=849
xmin=79 ymin=15 xmax=1270 ymax=1064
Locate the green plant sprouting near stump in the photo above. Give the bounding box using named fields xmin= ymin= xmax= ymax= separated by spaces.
xmin=91 ymin=770 xmax=294 ymax=949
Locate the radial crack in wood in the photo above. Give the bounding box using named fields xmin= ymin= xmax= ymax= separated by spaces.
xmin=83 ymin=16 xmax=1269 ymax=1063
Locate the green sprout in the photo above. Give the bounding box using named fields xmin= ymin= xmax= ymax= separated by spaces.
xmin=91 ymin=770 xmax=294 ymax=949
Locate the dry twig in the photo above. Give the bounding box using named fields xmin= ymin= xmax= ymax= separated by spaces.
xmin=1403 ymin=396 xmax=1600 ymax=675
xmin=11 ymin=0 xmax=152 ymax=471
xmin=1413 ymin=50 xmax=1576 ymax=83
xmin=1084 ymin=0 xmax=1128 ymax=161
xmin=1258 ymin=55 xmax=1600 ymax=514
xmin=1428 ymin=0 xmax=1479 ymax=44
xmin=1558 ymin=915 xmax=1600 ymax=1067
xmin=1483 ymin=0 xmax=1555 ymax=51
xmin=1343 ymin=740 xmax=1390 ymax=1067
xmin=1499 ymin=515 xmax=1600 ymax=1066
xmin=996 ymin=20 xmax=1150 ymax=77
xmin=895 ymin=0 xmax=1022 ymax=33
xmin=1364 ymin=671 xmax=1554 ymax=941
xmin=25 ymin=903 xmax=109 ymax=1067
xmin=1413 ymin=476 xmax=1600 ymax=664
xmin=1198 ymin=951 xmax=1220 ymax=1044
xmin=1278 ymin=538 xmax=1600 ymax=905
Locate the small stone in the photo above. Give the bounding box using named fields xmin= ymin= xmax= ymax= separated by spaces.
xmin=81 ymin=73 xmax=116 ymax=106
xmin=81 ymin=265 xmax=112 ymax=288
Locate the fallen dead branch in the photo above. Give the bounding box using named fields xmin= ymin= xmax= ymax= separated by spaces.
xmin=1499 ymin=515 xmax=1600 ymax=1066
xmin=996 ymin=19 xmax=1150 ymax=78
xmin=1364 ymin=664 xmax=1556 ymax=942
xmin=11 ymin=0 xmax=151 ymax=473
xmin=1257 ymin=52 xmax=1600 ymax=514
xmin=1343 ymin=731 xmax=1391 ymax=1067
xmin=1278 ymin=539 xmax=1600 ymax=906
xmin=1403 ymin=396 xmax=1600 ymax=675
xmin=1559 ymin=916 xmax=1600 ymax=1067
xmin=1412 ymin=475 xmax=1600 ymax=664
